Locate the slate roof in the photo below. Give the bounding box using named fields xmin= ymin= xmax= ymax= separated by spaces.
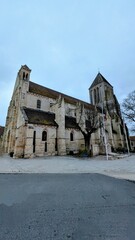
xmin=29 ymin=81 xmax=95 ymax=110
xmin=89 ymin=73 xmax=113 ymax=89
xmin=0 ymin=126 xmax=4 ymax=137
xmin=21 ymin=65 xmax=31 ymax=72
xmin=23 ymin=108 xmax=58 ymax=127
xmin=65 ymin=118 xmax=98 ymax=131
xmin=65 ymin=116 xmax=80 ymax=129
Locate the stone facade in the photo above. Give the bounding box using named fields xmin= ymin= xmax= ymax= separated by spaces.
xmin=3 ymin=65 xmax=129 ymax=158
xmin=129 ymin=136 xmax=135 ymax=152
xmin=0 ymin=126 xmax=4 ymax=155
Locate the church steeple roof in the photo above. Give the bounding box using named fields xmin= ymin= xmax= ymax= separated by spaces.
xmin=21 ymin=65 xmax=31 ymax=72
xmin=89 ymin=72 xmax=113 ymax=89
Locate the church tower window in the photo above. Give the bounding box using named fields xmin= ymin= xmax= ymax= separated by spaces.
xmin=26 ymin=73 xmax=29 ymax=80
xmin=23 ymin=72 xmax=25 ymax=80
xmin=97 ymin=87 xmax=99 ymax=103
xmin=94 ymin=89 xmax=96 ymax=104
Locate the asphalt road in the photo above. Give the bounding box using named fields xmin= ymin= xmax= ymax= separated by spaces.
xmin=0 ymin=173 xmax=135 ymax=240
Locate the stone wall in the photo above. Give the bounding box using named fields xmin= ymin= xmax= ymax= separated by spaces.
xmin=65 ymin=129 xmax=84 ymax=154
xmin=27 ymin=93 xmax=55 ymax=112
xmin=23 ymin=124 xmax=57 ymax=158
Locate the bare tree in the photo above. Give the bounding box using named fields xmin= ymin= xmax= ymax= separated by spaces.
xmin=77 ymin=106 xmax=99 ymax=154
xmin=122 ymin=90 xmax=135 ymax=132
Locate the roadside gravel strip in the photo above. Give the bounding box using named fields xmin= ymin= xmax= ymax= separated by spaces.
xmin=0 ymin=154 xmax=135 ymax=180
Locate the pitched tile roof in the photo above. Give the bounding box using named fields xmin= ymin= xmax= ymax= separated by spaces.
xmin=65 ymin=116 xmax=80 ymax=129
xmin=89 ymin=73 xmax=113 ymax=89
xmin=29 ymin=81 xmax=95 ymax=110
xmin=23 ymin=108 xmax=58 ymax=127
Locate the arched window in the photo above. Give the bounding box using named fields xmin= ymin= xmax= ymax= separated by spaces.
xmin=70 ymin=132 xmax=74 ymax=141
xmin=42 ymin=131 xmax=47 ymax=141
xmin=37 ymin=99 xmax=41 ymax=109
xmin=23 ymin=72 xmax=25 ymax=80
xmin=97 ymin=87 xmax=99 ymax=103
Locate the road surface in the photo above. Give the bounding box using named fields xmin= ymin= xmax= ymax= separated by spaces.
xmin=0 ymin=173 xmax=135 ymax=239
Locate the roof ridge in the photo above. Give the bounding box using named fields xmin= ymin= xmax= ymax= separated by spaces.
xmin=89 ymin=73 xmax=113 ymax=89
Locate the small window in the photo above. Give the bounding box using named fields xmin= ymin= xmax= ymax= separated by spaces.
xmin=55 ymin=138 xmax=57 ymax=151
xmin=37 ymin=99 xmax=41 ymax=109
xmin=42 ymin=131 xmax=47 ymax=141
xmin=70 ymin=132 xmax=74 ymax=141
xmin=33 ymin=131 xmax=36 ymax=153
xmin=45 ymin=142 xmax=47 ymax=152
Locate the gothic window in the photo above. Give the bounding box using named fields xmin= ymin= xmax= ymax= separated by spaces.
xmin=70 ymin=132 xmax=74 ymax=141
xmin=42 ymin=131 xmax=47 ymax=141
xmin=37 ymin=99 xmax=41 ymax=109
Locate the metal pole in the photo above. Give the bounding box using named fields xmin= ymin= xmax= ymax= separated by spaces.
xmin=123 ymin=119 xmax=130 ymax=155
xmin=102 ymin=102 xmax=108 ymax=160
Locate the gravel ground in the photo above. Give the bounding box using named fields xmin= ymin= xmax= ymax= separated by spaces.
xmin=0 ymin=153 xmax=135 ymax=180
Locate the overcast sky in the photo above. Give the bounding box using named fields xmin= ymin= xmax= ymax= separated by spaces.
xmin=0 ymin=0 xmax=135 ymax=128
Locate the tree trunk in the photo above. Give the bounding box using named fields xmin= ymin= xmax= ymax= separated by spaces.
xmin=84 ymin=134 xmax=91 ymax=154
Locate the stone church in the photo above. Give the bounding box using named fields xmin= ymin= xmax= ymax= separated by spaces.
xmin=3 ymin=65 xmax=128 ymax=158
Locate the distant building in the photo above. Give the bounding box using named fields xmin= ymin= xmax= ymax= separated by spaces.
xmin=3 ymin=65 xmax=128 ymax=158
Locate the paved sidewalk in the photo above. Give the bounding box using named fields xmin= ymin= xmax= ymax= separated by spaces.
xmin=0 ymin=154 xmax=135 ymax=180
